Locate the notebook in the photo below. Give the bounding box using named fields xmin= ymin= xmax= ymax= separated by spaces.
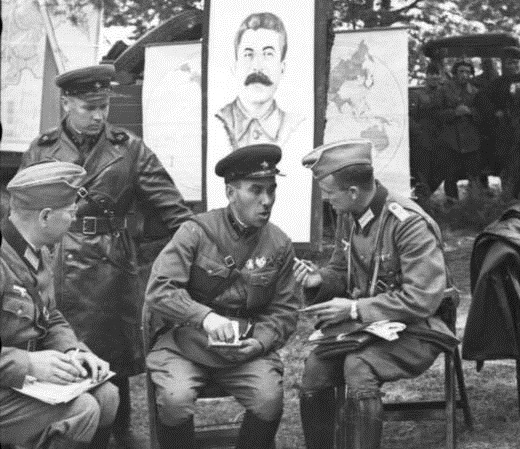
xmin=13 ymin=371 xmax=115 ymax=405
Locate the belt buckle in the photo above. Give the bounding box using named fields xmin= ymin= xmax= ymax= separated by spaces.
xmin=224 ymin=255 xmax=235 ymax=268
xmin=82 ymin=216 xmax=97 ymax=235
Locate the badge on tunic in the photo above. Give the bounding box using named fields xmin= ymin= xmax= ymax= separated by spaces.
xmin=13 ymin=285 xmax=28 ymax=297
xmin=246 ymin=259 xmax=255 ymax=270
xmin=388 ymin=202 xmax=411 ymax=222
xmin=255 ymin=257 xmax=266 ymax=269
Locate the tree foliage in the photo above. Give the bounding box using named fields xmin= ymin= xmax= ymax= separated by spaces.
xmin=64 ymin=0 xmax=519 ymax=79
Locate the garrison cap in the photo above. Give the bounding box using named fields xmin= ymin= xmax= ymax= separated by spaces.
xmin=302 ymin=140 xmax=373 ymax=180
xmin=56 ymin=64 xmax=115 ymax=99
xmin=7 ymin=161 xmax=86 ymax=210
xmin=502 ymin=46 xmax=520 ymax=60
xmin=215 ymin=144 xmax=283 ymax=183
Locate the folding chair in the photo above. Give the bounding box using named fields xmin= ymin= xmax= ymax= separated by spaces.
xmin=141 ymin=301 xmax=242 ymax=449
xmin=334 ymin=295 xmax=473 ymax=449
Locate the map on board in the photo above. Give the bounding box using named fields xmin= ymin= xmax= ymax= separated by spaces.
xmin=324 ymin=28 xmax=410 ymax=195
xmin=1 ymin=0 xmax=46 ymax=152
xmin=143 ymin=43 xmax=202 ymax=202
xmin=1 ymin=0 xmax=102 ymax=153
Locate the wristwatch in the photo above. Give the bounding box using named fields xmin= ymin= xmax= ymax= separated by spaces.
xmin=350 ymin=301 xmax=359 ymax=321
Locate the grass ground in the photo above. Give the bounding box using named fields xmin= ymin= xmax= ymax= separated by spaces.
xmin=119 ymin=227 xmax=520 ymax=448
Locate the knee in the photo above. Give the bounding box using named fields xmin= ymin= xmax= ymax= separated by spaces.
xmin=93 ymin=381 xmax=120 ymax=428
xmin=343 ymin=355 xmax=380 ymax=399
xmin=249 ymin=382 xmax=284 ymax=422
xmin=156 ymin=386 xmax=197 ymax=426
xmin=66 ymin=393 xmax=101 ymax=441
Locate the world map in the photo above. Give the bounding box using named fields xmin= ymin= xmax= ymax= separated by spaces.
xmin=323 ymin=30 xmax=410 ymax=194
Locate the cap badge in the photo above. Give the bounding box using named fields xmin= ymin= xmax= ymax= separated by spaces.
xmin=94 ymin=81 xmax=102 ymax=89
xmin=246 ymin=259 xmax=255 ymax=270
xmin=260 ymin=161 xmax=269 ymax=170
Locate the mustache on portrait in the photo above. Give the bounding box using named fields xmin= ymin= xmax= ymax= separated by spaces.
xmin=244 ymin=72 xmax=273 ymax=86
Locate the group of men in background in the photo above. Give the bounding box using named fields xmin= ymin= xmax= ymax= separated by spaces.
xmin=410 ymin=45 xmax=520 ymax=201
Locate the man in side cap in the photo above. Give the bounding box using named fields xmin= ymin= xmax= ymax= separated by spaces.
xmin=18 ymin=64 xmax=192 ymax=446
xmin=475 ymin=46 xmax=520 ymax=197
xmin=145 ymin=144 xmax=299 ymax=448
xmin=1 ymin=161 xmax=119 ymax=449
xmin=293 ymin=140 xmax=458 ymax=449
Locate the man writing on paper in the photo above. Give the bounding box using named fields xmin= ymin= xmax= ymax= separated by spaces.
xmin=0 ymin=161 xmax=119 ymax=449
xmin=145 ymin=144 xmax=299 ymax=448
xmin=293 ymin=140 xmax=458 ymax=449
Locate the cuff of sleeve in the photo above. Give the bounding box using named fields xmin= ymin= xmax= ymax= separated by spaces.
xmin=253 ymin=331 xmax=277 ymax=355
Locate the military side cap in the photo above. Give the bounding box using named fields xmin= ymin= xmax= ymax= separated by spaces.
xmin=215 ymin=144 xmax=283 ymax=183
xmin=7 ymin=161 xmax=86 ymax=210
xmin=302 ymin=140 xmax=373 ymax=180
xmin=56 ymin=64 xmax=115 ymax=99
xmin=502 ymin=46 xmax=520 ymax=59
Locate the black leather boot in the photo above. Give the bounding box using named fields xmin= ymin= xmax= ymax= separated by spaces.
xmin=157 ymin=416 xmax=195 ymax=449
xmin=299 ymin=388 xmax=336 ymax=449
xmin=235 ymin=410 xmax=281 ymax=449
xmin=87 ymin=426 xmax=111 ymax=449
xmin=345 ymin=394 xmax=383 ymax=449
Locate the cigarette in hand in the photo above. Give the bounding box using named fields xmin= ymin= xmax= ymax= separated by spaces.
xmin=294 ymin=257 xmax=315 ymax=273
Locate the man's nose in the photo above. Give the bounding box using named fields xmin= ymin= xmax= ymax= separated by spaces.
xmin=92 ymin=109 xmax=104 ymax=120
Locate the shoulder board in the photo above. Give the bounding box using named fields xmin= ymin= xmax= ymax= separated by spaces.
xmin=37 ymin=128 xmax=59 ymax=145
xmin=107 ymin=129 xmax=129 ymax=144
xmin=388 ymin=202 xmax=412 ymax=222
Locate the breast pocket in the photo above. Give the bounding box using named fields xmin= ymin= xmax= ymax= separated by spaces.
xmin=248 ymin=269 xmax=278 ymax=310
xmin=189 ymin=255 xmax=231 ymax=304
xmin=1 ymin=292 xmax=35 ymax=341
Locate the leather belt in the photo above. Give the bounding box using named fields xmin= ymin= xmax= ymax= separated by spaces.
xmin=69 ymin=216 xmax=127 ymax=235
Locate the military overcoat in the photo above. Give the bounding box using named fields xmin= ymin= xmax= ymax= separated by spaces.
xmin=19 ymin=123 xmax=192 ymax=375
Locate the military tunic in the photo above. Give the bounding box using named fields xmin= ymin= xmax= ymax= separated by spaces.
xmin=145 ymin=207 xmax=299 ymax=425
xmin=0 ymin=220 xmax=118 ymax=447
xmin=302 ymin=184 xmax=458 ymax=392
xmin=19 ymin=123 xmax=192 ymax=376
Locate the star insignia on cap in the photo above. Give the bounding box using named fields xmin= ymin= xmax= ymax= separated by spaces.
xmin=260 ymin=161 xmax=269 ymax=170
xmin=94 ymin=81 xmax=102 ymax=89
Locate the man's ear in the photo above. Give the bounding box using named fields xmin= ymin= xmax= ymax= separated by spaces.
xmin=348 ymin=186 xmax=359 ymax=199
xmin=61 ymin=96 xmax=71 ymax=114
xmin=281 ymin=60 xmax=286 ymax=74
xmin=38 ymin=208 xmax=53 ymax=227
xmin=225 ymin=183 xmax=236 ymax=201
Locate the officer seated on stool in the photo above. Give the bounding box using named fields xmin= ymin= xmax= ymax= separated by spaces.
xmin=0 ymin=161 xmax=119 ymax=449
xmin=145 ymin=144 xmax=299 ymax=449
xmin=294 ymin=140 xmax=458 ymax=449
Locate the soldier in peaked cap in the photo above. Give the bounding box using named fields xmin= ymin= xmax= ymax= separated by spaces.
xmin=1 ymin=161 xmax=120 ymax=449
xmin=293 ymin=140 xmax=457 ymax=449
xmin=145 ymin=143 xmax=298 ymax=449
xmin=18 ymin=64 xmax=192 ymax=447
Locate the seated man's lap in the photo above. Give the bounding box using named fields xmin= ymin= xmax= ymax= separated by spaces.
xmin=302 ymin=333 xmax=442 ymax=394
xmin=0 ymin=387 xmax=100 ymax=445
xmin=147 ymin=348 xmax=284 ymax=425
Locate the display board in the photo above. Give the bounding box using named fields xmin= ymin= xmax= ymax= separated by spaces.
xmin=324 ymin=28 xmax=410 ymax=196
xmin=204 ymin=0 xmax=317 ymax=243
xmin=143 ymin=41 xmax=203 ymax=202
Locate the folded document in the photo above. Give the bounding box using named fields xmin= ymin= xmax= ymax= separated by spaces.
xmin=13 ymin=371 xmax=115 ymax=405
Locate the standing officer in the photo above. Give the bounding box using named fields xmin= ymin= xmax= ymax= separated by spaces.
xmin=294 ymin=140 xmax=458 ymax=449
xmin=18 ymin=64 xmax=193 ymax=446
xmin=1 ymin=161 xmax=119 ymax=449
xmin=145 ymin=144 xmax=299 ymax=449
